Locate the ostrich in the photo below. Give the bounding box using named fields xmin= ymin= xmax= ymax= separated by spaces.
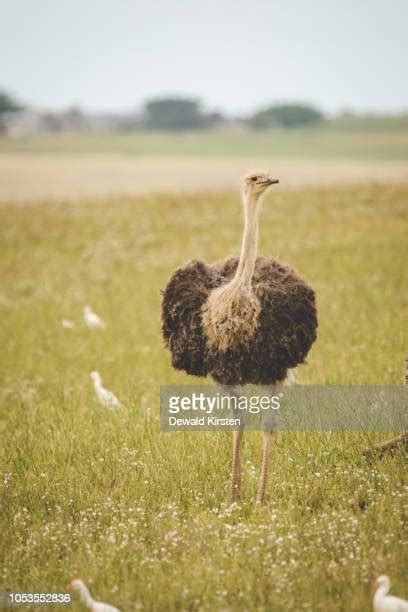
xmin=162 ymin=171 xmax=318 ymax=504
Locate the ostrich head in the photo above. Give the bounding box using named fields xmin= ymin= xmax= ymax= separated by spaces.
xmin=242 ymin=171 xmax=279 ymax=200
xmin=375 ymin=575 xmax=391 ymax=593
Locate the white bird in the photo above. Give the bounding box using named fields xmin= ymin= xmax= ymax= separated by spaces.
xmin=67 ymin=579 xmax=120 ymax=612
xmin=90 ymin=371 xmax=120 ymax=409
xmin=62 ymin=318 xmax=76 ymax=329
xmin=373 ymin=575 xmax=408 ymax=612
xmin=83 ymin=305 xmax=105 ymax=329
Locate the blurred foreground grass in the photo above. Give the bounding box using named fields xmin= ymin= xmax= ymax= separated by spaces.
xmin=0 ymin=184 xmax=407 ymax=610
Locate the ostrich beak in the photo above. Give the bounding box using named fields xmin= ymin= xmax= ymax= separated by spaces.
xmin=266 ymin=178 xmax=279 ymax=185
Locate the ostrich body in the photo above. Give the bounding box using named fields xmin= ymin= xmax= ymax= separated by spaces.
xmin=373 ymin=575 xmax=408 ymax=612
xmin=162 ymin=172 xmax=318 ymax=503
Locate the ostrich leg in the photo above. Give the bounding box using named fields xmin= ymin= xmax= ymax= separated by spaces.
xmin=230 ymin=430 xmax=243 ymax=503
xmin=256 ymin=431 xmax=275 ymax=505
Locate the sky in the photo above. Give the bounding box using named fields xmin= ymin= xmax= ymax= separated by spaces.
xmin=1 ymin=0 xmax=407 ymax=115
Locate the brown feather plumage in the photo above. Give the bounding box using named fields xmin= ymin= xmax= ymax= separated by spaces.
xmin=161 ymin=256 xmax=317 ymax=385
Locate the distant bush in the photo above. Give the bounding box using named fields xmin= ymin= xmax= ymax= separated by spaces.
xmin=0 ymin=91 xmax=22 ymax=115
xmin=0 ymin=91 xmax=23 ymax=131
xmin=142 ymin=98 xmax=223 ymax=131
xmin=249 ymin=103 xmax=324 ymax=129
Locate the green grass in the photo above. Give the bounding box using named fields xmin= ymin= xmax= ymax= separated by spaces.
xmin=0 ymin=184 xmax=407 ymax=610
xmin=1 ymin=127 xmax=408 ymax=160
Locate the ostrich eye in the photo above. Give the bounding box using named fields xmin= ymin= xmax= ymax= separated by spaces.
xmin=250 ymin=176 xmax=258 ymax=182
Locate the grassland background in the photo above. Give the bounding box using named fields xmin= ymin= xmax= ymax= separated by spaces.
xmin=1 ymin=129 xmax=408 ymax=203
xmin=2 ymin=122 xmax=408 ymax=158
xmin=0 ymin=129 xmax=407 ymax=610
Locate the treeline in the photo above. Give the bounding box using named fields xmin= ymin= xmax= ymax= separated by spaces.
xmin=126 ymin=98 xmax=324 ymax=131
xmin=0 ymin=90 xmax=325 ymax=133
xmin=1 ymin=90 xmax=408 ymax=134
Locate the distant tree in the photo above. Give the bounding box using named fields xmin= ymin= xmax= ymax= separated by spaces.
xmin=204 ymin=111 xmax=226 ymax=128
xmin=249 ymin=103 xmax=324 ymax=129
xmin=0 ymin=91 xmax=23 ymax=115
xmin=0 ymin=91 xmax=23 ymax=131
xmin=143 ymin=97 xmax=218 ymax=131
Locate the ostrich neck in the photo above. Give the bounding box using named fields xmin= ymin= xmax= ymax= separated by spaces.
xmin=231 ymin=191 xmax=260 ymax=293
xmin=202 ymin=188 xmax=262 ymax=352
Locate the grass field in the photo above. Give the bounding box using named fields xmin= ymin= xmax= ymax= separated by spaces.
xmin=1 ymin=129 xmax=408 ymax=203
xmin=1 ymin=181 xmax=407 ymax=610
xmin=2 ymin=128 xmax=408 ymax=159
